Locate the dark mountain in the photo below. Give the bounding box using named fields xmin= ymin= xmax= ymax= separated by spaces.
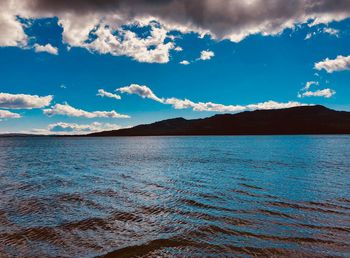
xmin=89 ymin=105 xmax=350 ymax=136
xmin=0 ymin=133 xmax=40 ymax=137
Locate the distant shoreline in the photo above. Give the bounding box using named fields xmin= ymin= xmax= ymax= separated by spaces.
xmin=3 ymin=105 xmax=350 ymax=137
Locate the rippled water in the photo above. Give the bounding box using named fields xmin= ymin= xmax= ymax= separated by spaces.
xmin=0 ymin=136 xmax=349 ymax=257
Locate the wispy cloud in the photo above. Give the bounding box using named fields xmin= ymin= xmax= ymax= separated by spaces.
xmin=43 ymin=103 xmax=130 ymax=118
xmin=302 ymin=81 xmax=319 ymax=91
xmin=305 ymin=27 xmax=339 ymax=40
xmin=0 ymin=93 xmax=52 ymax=109
xmin=97 ymin=89 xmax=121 ymax=100
xmin=117 ymin=84 xmax=164 ymax=103
xmin=118 ymin=84 xmax=307 ymax=113
xmin=323 ymin=27 xmax=339 ymax=37
xmin=165 ymin=98 xmax=305 ymax=112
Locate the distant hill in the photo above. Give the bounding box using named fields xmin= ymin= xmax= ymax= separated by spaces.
xmin=0 ymin=133 xmax=39 ymax=137
xmin=89 ymin=105 xmax=350 ymax=136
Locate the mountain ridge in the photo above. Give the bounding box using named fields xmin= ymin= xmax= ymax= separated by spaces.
xmin=88 ymin=105 xmax=350 ymax=136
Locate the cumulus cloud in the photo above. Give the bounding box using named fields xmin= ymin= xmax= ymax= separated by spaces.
xmin=97 ymin=89 xmax=121 ymax=100
xmin=0 ymin=110 xmax=21 ymax=119
xmin=198 ymin=50 xmax=215 ymax=61
xmin=86 ymin=22 xmax=175 ymax=63
xmin=20 ymin=0 xmax=350 ymax=40
xmin=299 ymin=88 xmax=336 ymax=98
xmin=314 ymin=55 xmax=350 ymax=73
xmin=117 ymin=84 xmax=164 ymax=103
xmin=118 ymin=84 xmax=307 ymax=113
xmin=0 ymin=1 xmax=27 ymax=47
xmin=179 ymin=60 xmax=190 ymax=65
xmin=0 ymin=93 xmax=52 ymax=109
xmin=34 ymin=43 xmax=58 ymax=55
xmin=43 ymin=103 xmax=130 ymax=118
xmin=2 ymin=0 xmax=350 ymax=62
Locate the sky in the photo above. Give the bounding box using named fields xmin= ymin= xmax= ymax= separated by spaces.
xmin=0 ymin=0 xmax=350 ymax=134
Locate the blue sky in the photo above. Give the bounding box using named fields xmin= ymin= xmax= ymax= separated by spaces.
xmin=0 ymin=1 xmax=350 ymax=134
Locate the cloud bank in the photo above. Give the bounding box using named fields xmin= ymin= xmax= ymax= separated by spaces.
xmin=0 ymin=93 xmax=52 ymax=109
xmin=2 ymin=0 xmax=350 ymax=62
xmin=43 ymin=103 xmax=130 ymax=118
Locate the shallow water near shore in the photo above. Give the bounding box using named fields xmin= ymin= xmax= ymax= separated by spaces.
xmin=0 ymin=136 xmax=349 ymax=257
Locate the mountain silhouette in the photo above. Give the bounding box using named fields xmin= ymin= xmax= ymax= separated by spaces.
xmin=89 ymin=105 xmax=350 ymax=136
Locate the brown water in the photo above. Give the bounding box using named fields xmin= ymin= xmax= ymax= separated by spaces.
xmin=0 ymin=136 xmax=349 ymax=257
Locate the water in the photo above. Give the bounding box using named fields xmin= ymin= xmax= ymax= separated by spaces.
xmin=0 ymin=136 xmax=349 ymax=257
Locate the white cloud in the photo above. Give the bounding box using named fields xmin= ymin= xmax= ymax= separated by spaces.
xmin=0 ymin=93 xmax=53 ymax=109
xmin=48 ymin=122 xmax=122 ymax=134
xmin=314 ymin=55 xmax=350 ymax=73
xmin=118 ymin=84 xmax=307 ymax=113
xmin=19 ymin=0 xmax=350 ymax=42
xmin=59 ymin=13 xmax=100 ymax=47
xmin=164 ymin=97 xmax=244 ymax=112
xmin=323 ymin=27 xmax=339 ymax=37
xmin=305 ymin=27 xmax=339 ymax=40
xmin=0 ymin=1 xmax=27 ymax=47
xmin=179 ymin=60 xmax=190 ymax=65
xmin=299 ymin=88 xmax=336 ymax=98
xmin=43 ymin=103 xmax=130 ymax=118
xmin=31 ymin=122 xmax=124 ymax=135
xmin=199 ymin=50 xmax=214 ymax=61
xmin=298 ymin=81 xmax=335 ymax=98
xmin=303 ymin=81 xmax=319 ymax=91
xmin=174 ymin=46 xmax=183 ymax=52
xmin=34 ymin=43 xmax=58 ymax=55
xmin=245 ymin=101 xmax=307 ymax=110
xmin=304 ymin=32 xmax=315 ymax=40
xmin=165 ymin=98 xmax=305 ymax=112
xmin=117 ymin=84 xmax=164 ymax=103
xmin=97 ymin=89 xmax=121 ymax=100
xmin=0 ymin=110 xmax=21 ymax=119
xmin=86 ymin=21 xmax=175 ymax=63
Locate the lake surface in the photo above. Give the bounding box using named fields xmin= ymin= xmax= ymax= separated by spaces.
xmin=0 ymin=136 xmax=349 ymax=257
